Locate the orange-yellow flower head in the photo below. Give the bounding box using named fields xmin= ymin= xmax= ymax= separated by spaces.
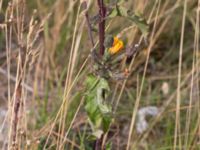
xmin=109 ymin=37 xmax=124 ymax=54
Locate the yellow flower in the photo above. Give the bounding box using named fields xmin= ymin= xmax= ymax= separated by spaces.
xmin=109 ymin=37 xmax=124 ymax=54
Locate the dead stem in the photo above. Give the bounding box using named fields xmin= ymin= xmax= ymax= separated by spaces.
xmin=12 ymin=79 xmax=22 ymax=147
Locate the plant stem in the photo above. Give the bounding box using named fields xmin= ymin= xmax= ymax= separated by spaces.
xmin=94 ymin=135 xmax=103 ymax=150
xmin=12 ymin=80 xmax=22 ymax=146
xmin=82 ymin=1 xmax=95 ymax=47
xmin=92 ymin=1 xmax=106 ymax=149
xmin=97 ymin=0 xmax=106 ymax=56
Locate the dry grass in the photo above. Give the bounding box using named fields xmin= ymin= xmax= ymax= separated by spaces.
xmin=0 ymin=0 xmax=199 ymax=149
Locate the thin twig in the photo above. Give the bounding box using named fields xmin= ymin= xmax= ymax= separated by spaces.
xmin=82 ymin=1 xmax=95 ymax=47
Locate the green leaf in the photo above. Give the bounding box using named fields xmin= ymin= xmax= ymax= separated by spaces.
xmin=118 ymin=6 xmax=149 ymax=35
xmin=106 ymin=142 xmax=112 ymax=150
xmin=84 ymin=75 xmax=112 ymax=138
xmin=108 ymin=7 xmax=119 ymax=18
xmin=99 ymin=104 xmax=111 ymax=114
xmin=87 ymin=129 xmax=103 ymax=141
xmin=128 ymin=14 xmax=149 ymax=36
xmin=117 ymin=5 xmax=128 ymax=17
xmin=108 ymin=5 xmax=149 ymax=36
xmin=102 ymin=114 xmax=112 ymax=132
xmin=107 ymin=5 xmax=128 ymax=18
xmin=92 ymin=130 xmax=104 ymax=139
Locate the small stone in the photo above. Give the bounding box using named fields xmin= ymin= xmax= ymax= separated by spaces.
xmin=161 ymin=82 xmax=169 ymax=95
xmin=26 ymin=140 xmax=31 ymax=146
xmin=20 ymin=130 xmax=24 ymax=135
xmin=36 ymin=140 xmax=40 ymax=144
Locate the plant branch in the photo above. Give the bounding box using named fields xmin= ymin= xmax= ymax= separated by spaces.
xmin=82 ymin=1 xmax=95 ymax=47
xmin=97 ymin=0 xmax=106 ymax=56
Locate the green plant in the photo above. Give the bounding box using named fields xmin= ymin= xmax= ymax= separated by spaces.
xmin=82 ymin=0 xmax=149 ymax=149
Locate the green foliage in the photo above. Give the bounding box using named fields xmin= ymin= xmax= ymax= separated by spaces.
xmin=84 ymin=74 xmax=112 ymax=139
xmin=106 ymin=142 xmax=112 ymax=150
xmin=108 ymin=4 xmax=149 ymax=36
